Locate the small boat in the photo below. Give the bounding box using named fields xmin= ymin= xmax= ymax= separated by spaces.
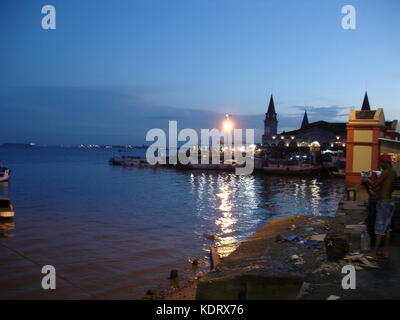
xmin=0 ymin=164 xmax=10 ymax=182
xmin=0 ymin=198 xmax=14 ymax=218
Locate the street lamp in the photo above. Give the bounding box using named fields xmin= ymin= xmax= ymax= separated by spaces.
xmin=222 ymin=114 xmax=234 ymax=131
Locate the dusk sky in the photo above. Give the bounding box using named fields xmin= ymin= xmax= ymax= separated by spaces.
xmin=0 ymin=0 xmax=399 ymax=145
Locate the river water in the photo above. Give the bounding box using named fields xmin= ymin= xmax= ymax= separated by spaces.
xmin=0 ymin=145 xmax=344 ymax=299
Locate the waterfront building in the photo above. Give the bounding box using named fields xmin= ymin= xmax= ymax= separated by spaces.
xmin=262 ymin=95 xmax=346 ymax=151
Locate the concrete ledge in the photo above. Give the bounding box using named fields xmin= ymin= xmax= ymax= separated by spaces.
xmin=196 ymin=269 xmax=305 ymax=300
xmin=196 ymin=216 xmax=315 ymax=300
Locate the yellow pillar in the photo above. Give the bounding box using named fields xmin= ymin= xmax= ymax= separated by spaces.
xmin=345 ymin=108 xmax=385 ymax=187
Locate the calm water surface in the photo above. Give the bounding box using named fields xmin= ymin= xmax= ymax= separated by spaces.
xmin=0 ymin=146 xmax=344 ymax=299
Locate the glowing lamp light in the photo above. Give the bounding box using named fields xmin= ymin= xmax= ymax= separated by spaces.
xmin=223 ymin=120 xmax=233 ymax=131
xmin=222 ymin=114 xmax=234 ymax=131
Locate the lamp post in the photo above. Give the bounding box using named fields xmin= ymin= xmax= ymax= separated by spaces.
xmin=222 ymin=114 xmax=234 ymax=158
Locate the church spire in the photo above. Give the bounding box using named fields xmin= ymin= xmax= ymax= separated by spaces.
xmin=361 ymin=92 xmax=371 ymax=111
xmin=267 ymin=95 xmax=276 ymax=115
xmin=262 ymin=94 xmax=278 ymax=145
xmin=301 ymin=111 xmax=309 ymax=129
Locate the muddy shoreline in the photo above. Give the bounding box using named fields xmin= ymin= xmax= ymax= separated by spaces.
xmin=147 ymin=197 xmax=400 ymax=300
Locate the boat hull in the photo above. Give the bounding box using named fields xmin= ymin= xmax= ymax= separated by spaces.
xmin=0 ymin=211 xmax=14 ymax=218
xmin=0 ymin=169 xmax=10 ymax=182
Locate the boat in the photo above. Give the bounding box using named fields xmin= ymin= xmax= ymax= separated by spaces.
xmin=0 ymin=164 xmax=10 ymax=182
xmin=0 ymin=198 xmax=14 ymax=218
xmin=263 ymin=164 xmax=322 ymax=175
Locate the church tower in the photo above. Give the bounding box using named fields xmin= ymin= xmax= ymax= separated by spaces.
xmin=262 ymin=95 xmax=278 ymax=145
xmin=301 ymin=111 xmax=309 ymax=129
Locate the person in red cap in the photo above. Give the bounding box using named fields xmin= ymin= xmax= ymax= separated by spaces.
xmin=363 ymin=154 xmax=397 ymax=260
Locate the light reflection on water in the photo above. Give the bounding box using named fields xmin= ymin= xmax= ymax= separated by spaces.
xmin=0 ymin=146 xmax=344 ymax=299
xmin=189 ymin=173 xmax=343 ymax=258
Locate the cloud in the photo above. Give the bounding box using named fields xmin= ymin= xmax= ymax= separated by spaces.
xmin=0 ymin=86 xmax=228 ymax=145
xmin=0 ymin=86 xmax=352 ymax=145
xmin=287 ymin=105 xmax=351 ymax=122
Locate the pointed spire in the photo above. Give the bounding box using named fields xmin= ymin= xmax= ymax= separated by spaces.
xmin=267 ymin=95 xmax=276 ymax=115
xmin=301 ymin=111 xmax=309 ymax=129
xmin=361 ymin=92 xmax=371 ymax=111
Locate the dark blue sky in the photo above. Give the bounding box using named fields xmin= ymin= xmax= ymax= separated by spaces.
xmin=0 ymin=0 xmax=399 ymax=145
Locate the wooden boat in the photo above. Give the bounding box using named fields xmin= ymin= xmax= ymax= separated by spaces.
xmin=0 ymin=198 xmax=14 ymax=218
xmin=263 ymin=165 xmax=322 ymax=175
xmin=0 ymin=165 xmax=10 ymax=182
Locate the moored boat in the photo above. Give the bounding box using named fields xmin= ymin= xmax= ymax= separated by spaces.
xmin=0 ymin=164 xmax=10 ymax=182
xmin=0 ymin=198 xmax=14 ymax=218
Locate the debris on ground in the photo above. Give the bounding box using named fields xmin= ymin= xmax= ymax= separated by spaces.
xmin=345 ymin=224 xmax=366 ymax=232
xmin=309 ymin=234 xmax=326 ymax=242
xmin=289 ymin=254 xmax=305 ymax=265
xmin=327 ymin=295 xmax=341 ymax=300
xmin=343 ymin=255 xmax=380 ymax=269
xmin=286 ymin=235 xmax=304 ymax=242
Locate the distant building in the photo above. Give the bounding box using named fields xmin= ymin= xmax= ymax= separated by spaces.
xmin=262 ymin=93 xmax=353 ymax=150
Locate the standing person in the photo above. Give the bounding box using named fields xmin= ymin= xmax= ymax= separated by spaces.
xmin=363 ymin=154 xmax=397 ymax=260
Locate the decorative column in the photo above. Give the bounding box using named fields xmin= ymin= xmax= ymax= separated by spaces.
xmin=345 ymin=108 xmax=386 ymax=187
